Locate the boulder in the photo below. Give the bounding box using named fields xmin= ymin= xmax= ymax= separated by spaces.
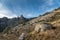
xmin=19 ymin=33 xmax=25 ymax=40
xmin=34 ymin=23 xmax=53 ymax=32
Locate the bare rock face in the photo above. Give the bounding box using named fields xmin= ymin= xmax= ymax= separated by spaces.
xmin=19 ymin=33 xmax=25 ymax=40
xmin=34 ymin=23 xmax=53 ymax=32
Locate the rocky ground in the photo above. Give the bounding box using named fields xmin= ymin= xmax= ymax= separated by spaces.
xmin=0 ymin=7 xmax=60 ymax=40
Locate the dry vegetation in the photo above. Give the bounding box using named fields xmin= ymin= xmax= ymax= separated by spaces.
xmin=0 ymin=8 xmax=60 ymax=40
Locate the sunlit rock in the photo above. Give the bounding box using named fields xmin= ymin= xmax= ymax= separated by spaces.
xmin=35 ymin=23 xmax=52 ymax=32
xmin=19 ymin=33 xmax=25 ymax=40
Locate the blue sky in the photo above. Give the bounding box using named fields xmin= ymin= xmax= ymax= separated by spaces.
xmin=0 ymin=0 xmax=60 ymax=18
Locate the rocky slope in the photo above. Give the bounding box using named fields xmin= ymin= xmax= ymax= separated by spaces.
xmin=0 ymin=7 xmax=60 ymax=40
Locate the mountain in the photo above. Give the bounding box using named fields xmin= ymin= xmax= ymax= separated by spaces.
xmin=0 ymin=7 xmax=60 ymax=40
xmin=0 ymin=15 xmax=28 ymax=32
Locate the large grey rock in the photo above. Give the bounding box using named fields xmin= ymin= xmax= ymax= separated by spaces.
xmin=35 ymin=23 xmax=52 ymax=32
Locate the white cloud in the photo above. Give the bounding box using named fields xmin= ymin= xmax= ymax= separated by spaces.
xmin=48 ymin=0 xmax=54 ymax=6
xmin=24 ymin=13 xmax=35 ymax=18
xmin=26 ymin=14 xmax=33 ymax=17
xmin=39 ymin=0 xmax=54 ymax=13
xmin=0 ymin=3 xmax=17 ymax=18
xmin=44 ymin=0 xmax=54 ymax=6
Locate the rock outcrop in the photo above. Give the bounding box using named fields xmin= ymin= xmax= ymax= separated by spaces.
xmin=34 ymin=23 xmax=53 ymax=32
xmin=19 ymin=33 xmax=25 ymax=40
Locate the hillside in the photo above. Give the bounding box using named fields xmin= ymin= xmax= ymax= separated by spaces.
xmin=0 ymin=7 xmax=60 ymax=40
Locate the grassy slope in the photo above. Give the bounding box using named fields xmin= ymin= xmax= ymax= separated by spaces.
xmin=0 ymin=8 xmax=60 ymax=40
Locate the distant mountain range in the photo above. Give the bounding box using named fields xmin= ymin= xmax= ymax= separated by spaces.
xmin=0 ymin=15 xmax=29 ymax=32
